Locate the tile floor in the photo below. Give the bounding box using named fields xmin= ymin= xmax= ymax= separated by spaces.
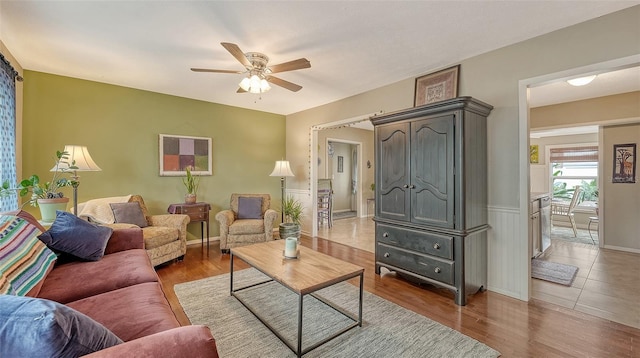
xmin=533 ymin=237 xmax=640 ymax=329
xmin=317 ymin=217 xmax=640 ymax=329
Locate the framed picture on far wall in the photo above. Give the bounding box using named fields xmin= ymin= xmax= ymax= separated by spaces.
xmin=414 ymin=65 xmax=460 ymax=106
xmin=612 ymin=143 xmax=636 ymax=183
xmin=159 ymin=134 xmax=212 ymax=176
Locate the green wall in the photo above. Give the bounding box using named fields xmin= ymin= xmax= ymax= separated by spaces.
xmin=22 ymin=71 xmax=286 ymax=240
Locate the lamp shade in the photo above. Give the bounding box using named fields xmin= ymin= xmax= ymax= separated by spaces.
xmin=269 ymin=160 xmax=294 ymax=177
xmin=51 ymin=145 xmax=102 ymax=172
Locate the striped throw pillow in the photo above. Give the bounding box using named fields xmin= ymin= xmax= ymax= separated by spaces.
xmin=0 ymin=215 xmax=57 ymax=296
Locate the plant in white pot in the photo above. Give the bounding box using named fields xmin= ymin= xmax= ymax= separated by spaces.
xmin=279 ymin=195 xmax=303 ymax=240
xmin=182 ymin=166 xmax=199 ymax=204
xmin=1 ymin=149 xmax=76 ymax=222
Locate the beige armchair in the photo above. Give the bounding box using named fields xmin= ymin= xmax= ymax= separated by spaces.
xmin=215 ymin=194 xmax=278 ymax=253
xmin=77 ymin=195 xmax=189 ymax=267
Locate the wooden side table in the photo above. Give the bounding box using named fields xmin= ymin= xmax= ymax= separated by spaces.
xmin=167 ymin=202 xmax=211 ymax=250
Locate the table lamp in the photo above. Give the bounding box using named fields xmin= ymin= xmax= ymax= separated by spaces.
xmin=269 ymin=160 xmax=294 ymax=222
xmin=52 ymin=145 xmax=102 ymax=215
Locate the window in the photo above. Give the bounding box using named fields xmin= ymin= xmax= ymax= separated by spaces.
xmin=550 ymin=145 xmax=598 ymax=203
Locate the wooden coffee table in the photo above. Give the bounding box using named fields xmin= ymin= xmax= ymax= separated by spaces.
xmin=230 ymin=240 xmax=364 ymax=357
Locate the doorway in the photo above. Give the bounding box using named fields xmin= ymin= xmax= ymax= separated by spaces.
xmin=309 ymin=112 xmax=378 ymax=238
xmin=520 ymin=55 xmax=640 ymax=329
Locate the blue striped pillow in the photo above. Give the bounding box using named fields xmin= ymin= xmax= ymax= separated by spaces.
xmin=0 ymin=215 xmax=57 ymax=296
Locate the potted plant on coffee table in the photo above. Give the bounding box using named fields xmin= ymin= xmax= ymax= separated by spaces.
xmin=182 ymin=166 xmax=199 ymax=204
xmin=1 ymin=149 xmax=76 ymax=222
xmin=279 ymin=195 xmax=303 ymax=240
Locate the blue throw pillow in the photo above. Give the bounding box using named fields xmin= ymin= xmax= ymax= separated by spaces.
xmin=38 ymin=211 xmax=113 ymax=261
xmin=0 ymin=295 xmax=123 ymax=357
xmin=237 ymin=196 xmax=263 ymax=219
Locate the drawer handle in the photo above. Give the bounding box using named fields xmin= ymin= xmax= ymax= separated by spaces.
xmin=383 ymin=232 xmax=389 ymax=238
xmin=384 ymin=252 xmax=390 ymax=258
xmin=433 ymin=243 xmax=440 ymax=250
xmin=434 ymin=267 xmax=442 ymax=274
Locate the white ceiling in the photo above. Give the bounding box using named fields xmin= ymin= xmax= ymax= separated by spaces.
xmin=1 ymin=1 xmax=638 ymax=115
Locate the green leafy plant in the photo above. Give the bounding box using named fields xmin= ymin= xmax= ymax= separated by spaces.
xmin=282 ymin=195 xmax=304 ymax=225
xmin=1 ymin=149 xmax=77 ymax=207
xmin=182 ymin=166 xmax=199 ymax=194
xmin=580 ymin=179 xmax=598 ymax=202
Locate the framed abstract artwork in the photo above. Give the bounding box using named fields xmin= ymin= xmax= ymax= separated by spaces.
xmin=530 ymin=145 xmax=539 ymax=164
xmin=612 ymin=143 xmax=636 ymax=183
xmin=159 ymin=134 xmax=212 ymax=176
xmin=414 ymin=65 xmax=460 ymax=106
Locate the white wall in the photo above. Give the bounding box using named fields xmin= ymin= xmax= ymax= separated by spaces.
xmin=602 ymin=123 xmax=640 ymax=252
xmin=286 ymin=6 xmax=640 ymax=300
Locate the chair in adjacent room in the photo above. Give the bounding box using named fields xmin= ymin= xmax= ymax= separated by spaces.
xmin=551 ymin=186 xmax=584 ymax=237
xmin=317 ymin=188 xmax=333 ymax=228
xmin=215 ymin=193 xmax=278 ymax=253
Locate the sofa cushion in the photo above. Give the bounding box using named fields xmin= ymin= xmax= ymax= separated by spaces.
xmin=67 ymin=282 xmax=180 ymax=342
xmin=142 ymin=226 xmax=179 ymax=249
xmin=229 ymin=219 xmax=266 ymax=235
xmin=237 ymin=196 xmax=263 ymax=219
xmin=38 ymin=211 xmax=113 ymax=261
xmin=0 ymin=295 xmax=122 ymax=357
xmin=38 ymin=249 xmax=158 ymax=304
xmin=0 ymin=215 xmax=57 ymax=297
xmin=110 ymin=202 xmax=148 ymax=228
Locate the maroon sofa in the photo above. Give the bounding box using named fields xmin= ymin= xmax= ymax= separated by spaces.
xmin=3 ymin=211 xmax=219 ymax=357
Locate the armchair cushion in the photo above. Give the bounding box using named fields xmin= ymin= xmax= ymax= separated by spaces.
xmin=0 ymin=295 xmax=123 ymax=357
xmin=38 ymin=211 xmax=113 ymax=262
xmin=110 ymin=202 xmax=148 ymax=228
xmin=237 ymin=196 xmax=263 ymax=219
xmin=229 ymin=219 xmax=267 ymax=235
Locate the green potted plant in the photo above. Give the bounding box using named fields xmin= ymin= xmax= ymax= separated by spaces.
xmin=279 ymin=195 xmax=304 ymax=240
xmin=1 ymin=149 xmax=77 ymax=222
xmin=182 ymin=166 xmax=199 ymax=204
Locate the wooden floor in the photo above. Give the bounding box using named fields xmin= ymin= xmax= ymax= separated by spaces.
xmin=157 ymin=237 xmax=640 ymax=357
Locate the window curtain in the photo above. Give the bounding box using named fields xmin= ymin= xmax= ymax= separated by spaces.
xmin=351 ymin=146 xmax=357 ymax=194
xmin=0 ymin=53 xmax=18 ymax=211
xmin=550 ymin=146 xmax=598 ymax=163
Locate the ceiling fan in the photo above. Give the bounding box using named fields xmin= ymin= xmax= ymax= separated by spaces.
xmin=191 ymin=42 xmax=311 ymax=93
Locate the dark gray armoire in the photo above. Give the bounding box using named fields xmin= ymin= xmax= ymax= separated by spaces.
xmin=372 ymin=97 xmax=493 ymax=305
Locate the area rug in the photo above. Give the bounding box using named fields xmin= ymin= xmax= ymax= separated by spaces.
xmin=531 ymin=259 xmax=579 ymax=286
xmin=332 ymin=210 xmax=357 ymax=220
xmin=552 ymin=226 xmax=598 ymax=246
xmin=174 ymin=269 xmax=500 ymax=358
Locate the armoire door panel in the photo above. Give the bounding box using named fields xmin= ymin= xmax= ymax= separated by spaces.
xmin=377 ymin=123 xmax=410 ymax=221
xmin=411 ymin=115 xmax=455 ymax=228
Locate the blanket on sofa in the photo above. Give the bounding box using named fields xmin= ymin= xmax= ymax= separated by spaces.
xmin=77 ymin=195 xmax=132 ymax=224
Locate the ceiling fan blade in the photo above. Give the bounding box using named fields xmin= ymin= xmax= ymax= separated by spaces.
xmin=191 ymin=68 xmax=243 ymax=74
xmin=221 ymin=42 xmax=252 ymax=68
xmin=268 ymin=58 xmax=311 ymax=74
xmin=266 ymin=76 xmax=303 ymax=92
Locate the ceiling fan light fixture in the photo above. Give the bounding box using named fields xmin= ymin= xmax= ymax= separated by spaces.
xmin=260 ymin=79 xmax=271 ymax=92
xmin=567 ymin=75 xmax=597 ymax=86
xmin=239 ymin=77 xmax=251 ymax=91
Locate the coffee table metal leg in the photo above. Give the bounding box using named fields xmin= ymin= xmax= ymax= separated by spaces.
xmin=358 ymin=272 xmax=363 ymax=327
xmin=229 ymin=253 xmax=234 ymax=295
xmin=297 ymin=293 xmax=303 ymax=357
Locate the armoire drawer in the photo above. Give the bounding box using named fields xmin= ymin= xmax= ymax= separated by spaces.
xmin=377 ymin=243 xmax=454 ymax=285
xmin=376 ymin=224 xmax=453 ymax=260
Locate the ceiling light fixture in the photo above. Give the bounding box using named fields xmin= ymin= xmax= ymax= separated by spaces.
xmin=567 ymin=75 xmax=597 ymax=86
xmin=239 ymin=73 xmax=271 ymax=93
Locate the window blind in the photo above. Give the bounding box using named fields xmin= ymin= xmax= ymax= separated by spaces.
xmin=550 ymin=146 xmax=598 ymax=163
